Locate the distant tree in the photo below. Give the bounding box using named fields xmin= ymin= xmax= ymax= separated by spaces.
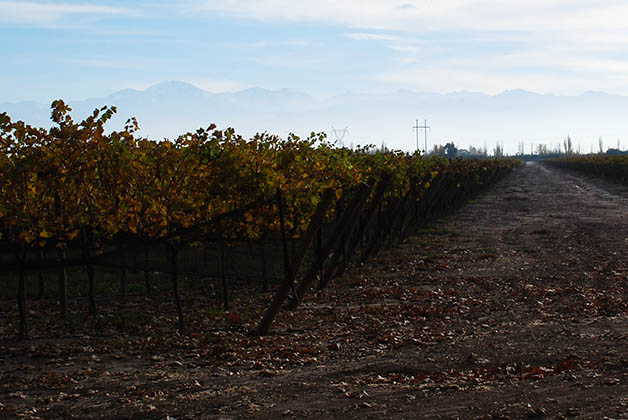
xmin=536 ymin=143 xmax=548 ymax=155
xmin=458 ymin=149 xmax=470 ymax=157
xmin=443 ymin=142 xmax=458 ymax=158
xmin=605 ymin=148 xmax=628 ymax=156
xmin=466 ymin=145 xmax=487 ymax=157
xmin=430 ymin=144 xmax=445 ymax=156
xmin=563 ymin=136 xmax=573 ymax=155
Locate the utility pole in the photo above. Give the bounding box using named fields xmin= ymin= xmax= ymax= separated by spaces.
xmin=413 ymin=119 xmax=420 ymax=152
xmin=413 ymin=119 xmax=430 ymax=153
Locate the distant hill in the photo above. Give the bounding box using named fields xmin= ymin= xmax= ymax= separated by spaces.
xmin=3 ymin=81 xmax=628 ymax=154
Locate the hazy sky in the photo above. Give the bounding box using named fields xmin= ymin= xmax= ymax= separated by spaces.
xmin=3 ymin=0 xmax=628 ymax=103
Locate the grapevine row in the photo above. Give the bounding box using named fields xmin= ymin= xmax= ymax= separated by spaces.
xmin=545 ymin=155 xmax=628 ymax=182
xmin=0 ymin=101 xmax=521 ymax=338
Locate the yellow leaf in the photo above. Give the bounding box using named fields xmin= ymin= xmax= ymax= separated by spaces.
xmin=26 ymin=232 xmax=37 ymax=243
xmin=40 ymin=230 xmax=52 ymax=239
xmin=128 ymin=218 xmax=138 ymax=234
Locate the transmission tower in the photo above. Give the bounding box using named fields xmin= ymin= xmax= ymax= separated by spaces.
xmin=331 ymin=126 xmax=349 ymax=147
xmin=413 ymin=119 xmax=430 ymax=153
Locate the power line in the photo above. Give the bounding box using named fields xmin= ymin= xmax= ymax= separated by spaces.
xmin=413 ymin=119 xmax=430 ymax=153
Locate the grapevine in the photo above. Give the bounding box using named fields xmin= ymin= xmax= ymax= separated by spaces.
xmin=0 ymin=101 xmax=521 ymax=338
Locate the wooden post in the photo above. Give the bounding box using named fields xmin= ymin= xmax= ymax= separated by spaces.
xmin=362 ymin=195 xmax=402 ymax=259
xmin=260 ymin=241 xmax=268 ymax=292
xmin=36 ymin=249 xmax=45 ymax=300
xmin=423 ymin=175 xmax=447 ymax=222
xmin=413 ymin=175 xmax=430 ymax=229
xmin=276 ymin=188 xmax=292 ymax=296
xmin=16 ymin=247 xmax=27 ymax=339
xmin=387 ymin=190 xmax=414 ymax=247
xmin=337 ymin=199 xmax=347 ymax=273
xmin=119 ymin=244 xmax=128 ymax=303
xmin=37 ymin=271 xmax=45 ymax=299
xmin=317 ymin=176 xmax=384 ymax=288
xmin=397 ymin=185 xmax=418 ymax=242
xmin=366 ymin=201 xmax=383 ymax=261
xmin=57 ymin=247 xmax=67 ymax=315
xmin=54 ymin=193 xmax=68 ymax=314
xmin=420 ymin=172 xmax=445 ymax=222
xmin=143 ymin=243 xmax=152 ymax=297
xmin=87 ymin=259 xmax=96 ymax=316
xmin=168 ymin=243 xmax=184 ymax=334
xmin=290 ymin=180 xmax=373 ymax=306
xmin=359 ymin=213 xmax=365 ymax=260
xmin=257 ymin=188 xmax=335 ymax=335
xmin=219 ymin=241 xmax=229 ymax=311
xmin=317 ymin=226 xmax=324 ymax=287
xmin=317 ymin=241 xmax=343 ymax=291
xmin=327 ymin=175 xmax=390 ymax=280
xmin=82 ymin=230 xmax=96 ymax=315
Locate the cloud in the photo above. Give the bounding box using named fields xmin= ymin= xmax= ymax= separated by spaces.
xmin=247 ymin=39 xmax=310 ymax=48
xmin=347 ymin=33 xmax=400 ymax=42
xmin=64 ymin=58 xmax=150 ymax=71
xmin=390 ymin=45 xmax=422 ymax=56
xmin=368 ymin=33 xmax=628 ymax=96
xmin=198 ymin=1 xmax=628 ymax=35
xmin=240 ymin=54 xmax=324 ymax=69
xmin=0 ymin=1 xmax=131 ymax=26
xmin=197 ymin=1 xmax=628 ymax=67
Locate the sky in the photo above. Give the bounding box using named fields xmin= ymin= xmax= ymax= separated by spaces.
xmin=4 ymin=0 xmax=628 ymax=104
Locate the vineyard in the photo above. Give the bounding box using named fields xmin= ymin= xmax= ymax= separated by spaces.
xmin=545 ymin=154 xmax=628 ymax=181
xmin=0 ymin=101 xmax=520 ymax=341
xmin=6 ymin=106 xmax=628 ymax=419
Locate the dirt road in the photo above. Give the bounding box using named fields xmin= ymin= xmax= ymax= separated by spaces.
xmin=3 ymin=161 xmax=628 ymax=419
xmin=240 ymin=161 xmax=628 ymax=419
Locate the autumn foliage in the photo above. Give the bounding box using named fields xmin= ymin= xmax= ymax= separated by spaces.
xmin=0 ymin=101 xmax=520 ymax=338
xmin=546 ymin=154 xmax=628 ymax=182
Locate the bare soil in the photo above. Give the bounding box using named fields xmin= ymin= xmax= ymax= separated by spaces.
xmin=3 ymin=161 xmax=628 ymax=419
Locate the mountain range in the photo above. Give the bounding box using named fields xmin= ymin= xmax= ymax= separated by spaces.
xmin=3 ymin=81 xmax=628 ymax=154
